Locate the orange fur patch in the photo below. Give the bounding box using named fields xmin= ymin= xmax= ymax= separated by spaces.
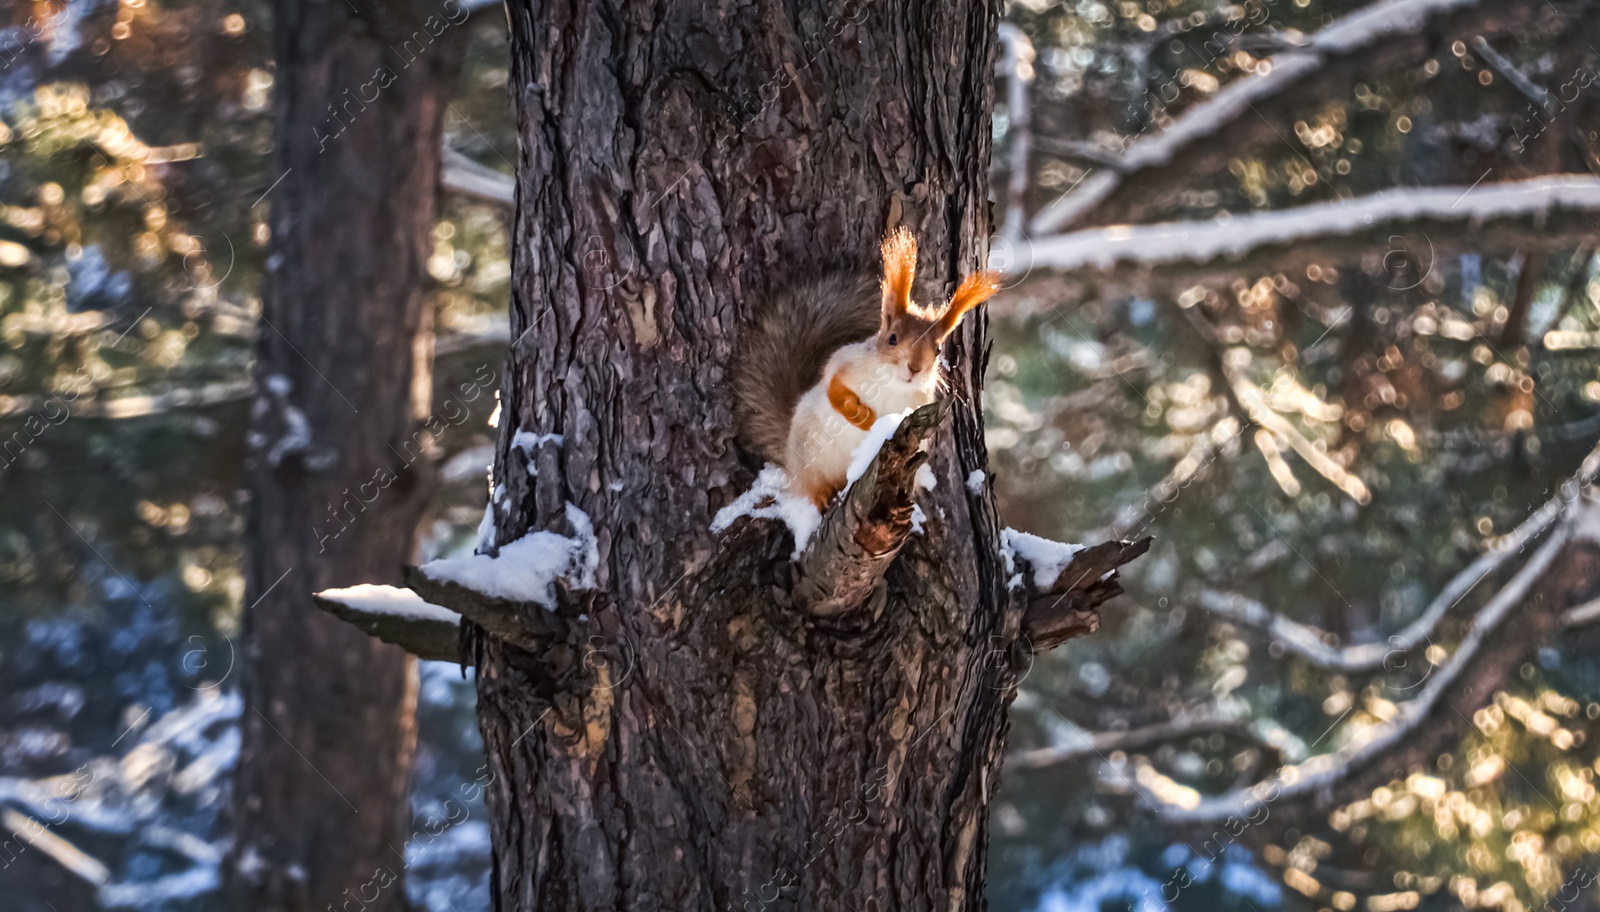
xmin=879 ymin=227 xmax=917 ymax=316
xmin=828 ymin=373 xmax=877 ymax=431
xmin=807 ymin=485 xmax=836 ymax=510
xmin=938 ymin=271 xmax=1002 ymax=336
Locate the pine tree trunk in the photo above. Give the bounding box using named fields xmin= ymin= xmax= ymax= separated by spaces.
xmin=226 ymin=0 xmax=460 ymax=907
xmin=470 ymin=2 xmax=1025 ymax=908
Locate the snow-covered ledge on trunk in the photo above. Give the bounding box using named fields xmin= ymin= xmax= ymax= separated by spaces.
xmin=312 ymin=585 xmax=462 ymax=663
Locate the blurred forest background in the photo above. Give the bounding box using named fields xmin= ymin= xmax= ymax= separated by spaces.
xmin=1 ymin=0 xmax=1599 ymax=910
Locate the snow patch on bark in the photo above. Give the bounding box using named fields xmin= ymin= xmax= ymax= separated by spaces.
xmin=712 ymin=465 xmax=822 ymax=558
xmin=512 ymin=430 xmax=562 ymax=476
xmin=512 ymin=430 xmax=562 ymax=454
xmin=475 ymin=503 xmax=496 ymax=550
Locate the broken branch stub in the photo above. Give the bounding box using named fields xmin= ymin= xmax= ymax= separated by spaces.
xmin=794 ymin=400 xmax=947 ymax=619
xmin=1022 ymin=536 xmax=1153 ymax=652
xmin=311 ymin=586 xmax=463 ymax=664
xmin=403 ymin=564 xmax=568 ymax=652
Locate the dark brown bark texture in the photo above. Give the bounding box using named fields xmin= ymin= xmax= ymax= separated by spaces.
xmin=470 ymin=1 xmax=1033 ymax=909
xmin=227 ymin=0 xmax=458 ymax=908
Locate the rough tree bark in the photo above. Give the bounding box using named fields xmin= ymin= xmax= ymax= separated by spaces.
xmin=226 ymin=0 xmax=461 ymax=908
xmin=386 ymin=1 xmax=1140 ymax=909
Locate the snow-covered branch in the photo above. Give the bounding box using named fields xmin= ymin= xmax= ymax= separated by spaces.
xmin=433 ymin=319 xmax=511 ymax=355
xmin=1015 ymin=535 xmax=1153 ymax=652
xmin=402 ymin=562 xmax=575 ymax=654
xmin=1014 ymin=176 xmax=1600 ymax=278
xmin=1030 ymin=0 xmax=1544 ymax=233
xmin=1145 ymin=488 xmax=1600 ymax=826
xmin=313 ymin=584 xmax=463 ymax=663
xmin=376 ymin=501 xmax=600 ymax=654
xmin=1161 ymin=520 xmax=1577 ymax=822
xmin=1009 ymin=714 xmax=1281 ymax=772
xmin=441 ymin=146 xmax=514 ymax=208
xmin=0 ymin=379 xmax=256 ymax=421
xmin=1194 ymin=439 xmax=1597 ymax=672
xmin=0 ymin=692 xmax=239 ymax=907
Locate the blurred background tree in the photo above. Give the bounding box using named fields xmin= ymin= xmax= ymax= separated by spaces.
xmin=220 ymin=0 xmax=479 ymax=908
xmin=0 ymin=0 xmax=1597 ymax=909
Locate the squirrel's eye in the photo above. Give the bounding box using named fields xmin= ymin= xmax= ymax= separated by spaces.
xmin=887 ymin=333 xmax=898 ymax=346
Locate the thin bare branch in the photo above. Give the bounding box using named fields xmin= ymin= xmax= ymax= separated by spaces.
xmin=1030 ymin=137 xmax=1129 ymax=173
xmin=0 ymin=808 xmax=111 ymax=886
xmin=1563 ymin=597 xmax=1600 ymax=628
xmin=1106 ymin=424 xmax=1236 ymax=540
xmin=1502 ymin=250 xmax=1543 ymax=348
xmin=1472 ymin=36 xmax=1550 ymax=109
xmin=1228 ymin=375 xmax=1372 ymax=503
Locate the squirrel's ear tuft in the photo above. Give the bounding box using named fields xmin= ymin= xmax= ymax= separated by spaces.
xmin=879 ymin=227 xmax=917 ymax=320
xmin=938 ymin=270 xmax=1002 ymax=337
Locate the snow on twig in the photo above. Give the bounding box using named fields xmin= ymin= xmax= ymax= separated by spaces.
xmin=1031 ymin=0 xmax=1495 ymax=234
xmin=1014 ymin=176 xmax=1600 ymax=275
xmin=441 ymin=146 xmax=514 ymax=207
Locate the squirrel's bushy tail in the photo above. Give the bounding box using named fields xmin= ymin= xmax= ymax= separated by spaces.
xmin=734 ymin=272 xmax=879 ymax=464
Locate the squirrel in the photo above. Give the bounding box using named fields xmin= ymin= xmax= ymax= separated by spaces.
xmin=734 ymin=227 xmax=1001 ymax=508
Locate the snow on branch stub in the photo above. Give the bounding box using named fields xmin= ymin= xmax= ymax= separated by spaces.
xmin=313 ymin=584 xmax=463 ymax=663
xmin=1015 ymin=535 xmax=1153 ymax=652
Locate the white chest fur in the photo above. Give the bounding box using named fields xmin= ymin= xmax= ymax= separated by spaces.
xmin=783 ymin=342 xmax=939 ymax=503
